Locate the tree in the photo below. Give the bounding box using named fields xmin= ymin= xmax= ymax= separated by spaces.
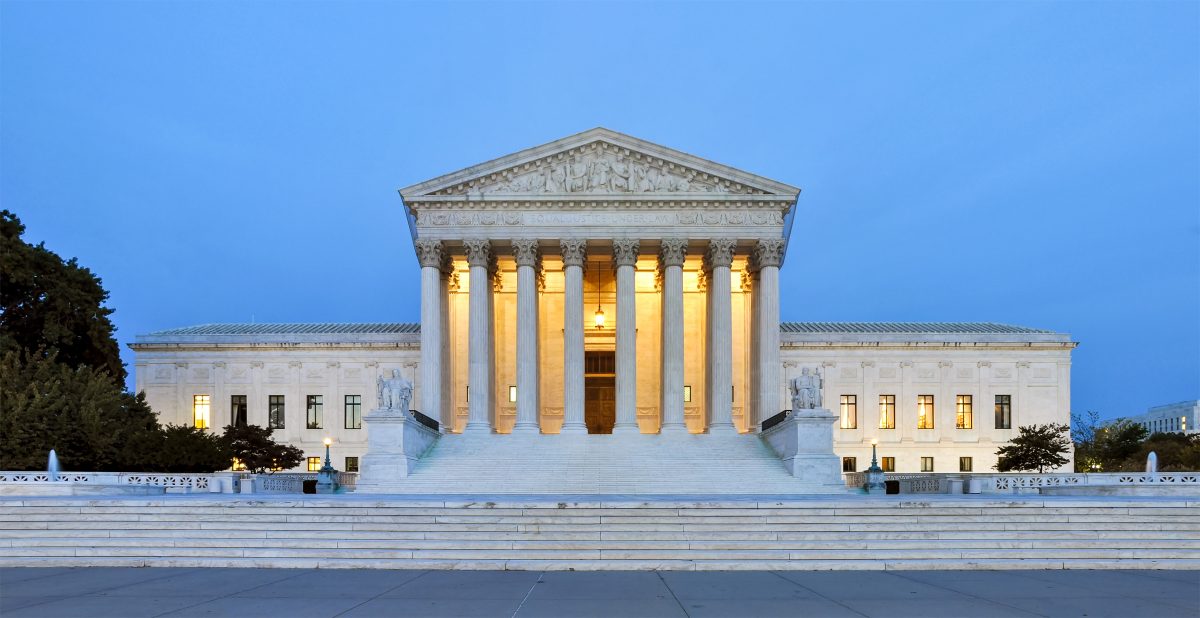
xmin=1125 ymin=432 xmax=1200 ymax=472
xmin=1094 ymin=420 xmax=1149 ymax=471
xmin=995 ymin=423 xmax=1072 ymax=473
xmin=151 ymin=425 xmax=231 ymax=473
xmin=0 ymin=210 xmax=124 ymax=381
xmin=221 ymin=424 xmax=305 ymax=473
xmin=1071 ymin=410 xmax=1103 ymax=472
xmin=0 ymin=349 xmax=159 ymax=471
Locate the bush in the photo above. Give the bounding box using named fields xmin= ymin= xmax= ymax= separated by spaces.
xmin=222 ymin=424 xmax=305 ymax=473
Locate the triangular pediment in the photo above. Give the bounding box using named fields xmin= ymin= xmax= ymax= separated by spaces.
xmin=400 ymin=128 xmax=800 ymax=199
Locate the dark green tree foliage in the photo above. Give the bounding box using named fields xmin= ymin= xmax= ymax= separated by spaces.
xmin=0 ymin=211 xmax=125 ymax=381
xmin=221 ymin=424 xmax=305 ymax=473
xmin=0 ymin=350 xmax=157 ymax=470
xmin=152 ymin=425 xmax=231 ymax=473
xmin=1124 ymin=432 xmax=1200 ymax=472
xmin=995 ymin=423 xmax=1072 ymax=473
xmin=1094 ymin=420 xmax=1150 ymax=470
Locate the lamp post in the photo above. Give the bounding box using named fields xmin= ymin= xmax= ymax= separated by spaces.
xmin=865 ymin=438 xmax=885 ymax=493
xmin=315 ymin=437 xmax=339 ymax=494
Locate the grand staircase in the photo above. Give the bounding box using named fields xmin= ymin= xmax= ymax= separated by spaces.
xmin=381 ymin=432 xmax=834 ymax=494
xmin=2 ymin=496 xmax=1197 ymax=570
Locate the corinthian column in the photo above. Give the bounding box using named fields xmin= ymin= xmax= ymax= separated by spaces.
xmin=705 ymin=239 xmax=737 ymax=434
xmin=415 ymin=239 xmax=445 ymax=428
xmin=751 ymin=238 xmax=786 ymax=429
xmin=658 ymin=238 xmax=688 ymax=433
xmin=560 ymin=239 xmax=588 ymax=434
xmin=612 ymin=239 xmax=640 ymax=434
xmin=512 ymin=239 xmax=541 ymax=433
xmin=463 ymin=239 xmax=493 ymax=433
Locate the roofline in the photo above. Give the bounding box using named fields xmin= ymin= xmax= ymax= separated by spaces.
xmin=397 ymin=127 xmax=802 ymax=199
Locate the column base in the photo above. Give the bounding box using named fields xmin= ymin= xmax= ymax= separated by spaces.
xmin=463 ymin=422 xmax=494 ymax=433
xmin=660 ymin=423 xmax=688 ymax=434
xmin=510 ymin=423 xmax=540 ymax=434
xmin=707 ymin=423 xmax=738 ymax=434
xmin=559 ymin=422 xmax=587 ymax=434
xmin=611 ymin=424 xmax=640 ymax=434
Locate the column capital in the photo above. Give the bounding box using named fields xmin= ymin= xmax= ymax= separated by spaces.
xmin=463 ymin=239 xmax=492 ymax=267
xmin=511 ymin=239 xmax=541 ymax=267
xmin=750 ymin=238 xmax=786 ymax=271
xmin=658 ymin=238 xmax=688 ymax=268
xmin=414 ymin=239 xmax=444 ymax=268
xmin=612 ymin=239 xmax=640 ymax=268
xmin=560 ymin=239 xmax=588 ymax=269
xmin=704 ymin=238 xmax=736 ymax=271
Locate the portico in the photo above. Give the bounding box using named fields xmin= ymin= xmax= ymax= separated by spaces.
xmin=399 ymin=128 xmax=799 ymax=436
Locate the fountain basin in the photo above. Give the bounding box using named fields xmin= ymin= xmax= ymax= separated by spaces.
xmin=0 ymin=483 xmax=166 ymax=496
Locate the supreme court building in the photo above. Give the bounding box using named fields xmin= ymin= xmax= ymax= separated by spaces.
xmin=131 ymin=129 xmax=1077 ymax=483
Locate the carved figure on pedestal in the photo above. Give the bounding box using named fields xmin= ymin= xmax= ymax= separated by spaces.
xmin=610 ymin=155 xmax=630 ymax=192
xmin=589 ymin=156 xmax=610 ymax=192
xmin=790 ymin=367 xmax=824 ymax=410
xmin=376 ymin=369 xmax=413 ymax=412
xmin=568 ymin=156 xmax=589 ymax=192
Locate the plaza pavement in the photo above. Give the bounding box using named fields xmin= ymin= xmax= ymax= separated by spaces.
xmin=0 ymin=567 xmax=1196 ymax=617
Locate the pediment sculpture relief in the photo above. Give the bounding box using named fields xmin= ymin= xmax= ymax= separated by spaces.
xmin=432 ymin=142 xmax=765 ymax=196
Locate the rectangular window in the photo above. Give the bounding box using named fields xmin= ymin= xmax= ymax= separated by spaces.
xmin=881 ymin=457 xmax=895 ymax=472
xmin=230 ymin=395 xmax=248 ymax=428
xmin=344 ymin=457 xmax=359 ymax=472
xmin=306 ymin=395 xmax=323 ymax=430
xmin=840 ymin=395 xmax=857 ymax=429
xmin=879 ymin=395 xmax=896 ymax=429
xmin=683 ymin=385 xmax=692 ymax=403
xmin=956 ymin=395 xmax=973 ymax=429
xmin=269 ymin=395 xmax=285 ymax=429
xmin=917 ymin=395 xmax=935 ymax=429
xmin=921 ymin=456 xmax=934 ymax=472
xmin=509 ymin=386 xmax=517 ymax=403
xmin=344 ymin=395 xmax=362 ymax=430
xmin=959 ymin=456 xmax=973 ymax=472
xmin=306 ymin=457 xmax=321 ymax=472
xmin=841 ymin=457 xmax=857 ymax=472
xmin=193 ymin=395 xmax=211 ymax=429
xmin=995 ymin=395 xmax=1012 ymax=429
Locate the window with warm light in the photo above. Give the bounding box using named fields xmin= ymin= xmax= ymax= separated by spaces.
xmin=231 ymin=458 xmax=247 ymax=472
xmin=921 ymin=456 xmax=934 ymax=472
xmin=306 ymin=457 xmax=321 ymax=472
xmin=509 ymin=386 xmax=517 ymax=403
xmin=841 ymin=457 xmax=857 ymax=473
xmin=683 ymin=385 xmax=692 ymax=403
xmin=192 ymin=395 xmax=211 ymax=429
xmin=344 ymin=395 xmax=362 ymax=430
xmin=306 ymin=395 xmax=323 ymax=430
xmin=995 ymin=395 xmax=1012 ymax=429
xmin=344 ymin=457 xmax=359 ymax=472
xmin=959 ymin=456 xmax=973 ymax=472
xmin=269 ymin=395 xmax=285 ymax=429
xmin=917 ymin=395 xmax=934 ymax=429
xmin=839 ymin=395 xmax=857 ymax=429
xmin=881 ymin=457 xmax=895 ymax=472
xmin=879 ymin=395 xmax=896 ymax=429
xmin=956 ymin=395 xmax=973 ymax=429
xmin=231 ymin=395 xmax=248 ymax=427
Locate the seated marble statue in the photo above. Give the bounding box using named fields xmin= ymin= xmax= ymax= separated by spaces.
xmin=376 ymin=369 xmax=413 ymax=413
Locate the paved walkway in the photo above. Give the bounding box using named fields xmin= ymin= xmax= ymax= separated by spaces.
xmin=1 ymin=568 xmax=1196 ymax=617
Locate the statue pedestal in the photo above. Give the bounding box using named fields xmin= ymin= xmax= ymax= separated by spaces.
xmin=356 ymin=408 xmax=440 ymax=493
xmin=760 ymin=408 xmax=845 ymax=490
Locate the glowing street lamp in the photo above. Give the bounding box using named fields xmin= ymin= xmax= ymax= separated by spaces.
xmin=315 ymin=436 xmax=339 ymax=494
xmin=865 ymin=438 xmax=886 ymax=493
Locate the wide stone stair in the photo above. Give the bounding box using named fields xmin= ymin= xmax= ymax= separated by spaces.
xmin=380 ymin=432 xmax=835 ymax=494
xmin=1 ymin=496 xmax=1197 ymax=570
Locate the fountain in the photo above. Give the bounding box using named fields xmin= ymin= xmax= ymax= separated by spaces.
xmin=47 ymin=449 xmax=60 ymax=482
xmin=1146 ymin=451 xmax=1158 ymax=474
xmin=0 ymin=449 xmax=166 ymax=496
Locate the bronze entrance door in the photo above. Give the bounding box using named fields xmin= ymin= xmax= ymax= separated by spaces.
xmin=584 ymin=351 xmax=616 ymax=434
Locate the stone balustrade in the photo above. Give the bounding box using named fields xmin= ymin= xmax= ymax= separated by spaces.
xmin=843 ymin=471 xmax=1200 ymax=494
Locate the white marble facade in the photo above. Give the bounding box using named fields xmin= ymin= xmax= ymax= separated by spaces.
xmin=130 ymin=129 xmax=1077 ymax=474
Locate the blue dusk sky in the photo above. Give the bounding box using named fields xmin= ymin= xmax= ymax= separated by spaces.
xmin=1 ymin=1 xmax=1196 ymax=420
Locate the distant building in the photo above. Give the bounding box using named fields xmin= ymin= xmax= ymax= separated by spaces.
xmin=1112 ymin=400 xmax=1199 ymax=436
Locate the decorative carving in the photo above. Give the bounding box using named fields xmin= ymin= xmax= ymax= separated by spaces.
xmin=414 ymin=239 xmax=444 ymax=268
xmin=861 ymin=361 xmax=875 ymax=368
xmin=821 ymin=361 xmax=837 ymax=367
xmin=327 ymin=361 xmax=340 ymax=368
xmin=560 ymin=239 xmax=588 ymax=268
xmin=1017 ymin=361 xmax=1031 ymax=368
xmin=511 ymin=239 xmax=540 ymax=267
xmin=463 ymin=239 xmax=492 ymax=267
xmin=977 ymin=361 xmax=992 ymax=368
xmin=175 ymin=362 xmax=187 ymax=368
xmin=900 ymin=361 xmax=913 ymax=368
xmin=750 ymin=238 xmax=786 ymax=271
xmin=612 ymin=239 xmax=640 ymax=268
xmin=250 ymin=361 xmax=264 ymax=368
xmin=740 ymin=270 xmax=754 ymax=292
xmin=213 ymin=361 xmax=226 ymax=369
xmin=658 ymin=238 xmax=688 ymax=268
xmin=288 ymin=361 xmax=302 ymax=368
xmin=938 ymin=361 xmax=953 ymax=368
xmin=704 ymin=238 xmax=736 ymax=270
xmin=433 ymin=141 xmax=762 ymax=197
